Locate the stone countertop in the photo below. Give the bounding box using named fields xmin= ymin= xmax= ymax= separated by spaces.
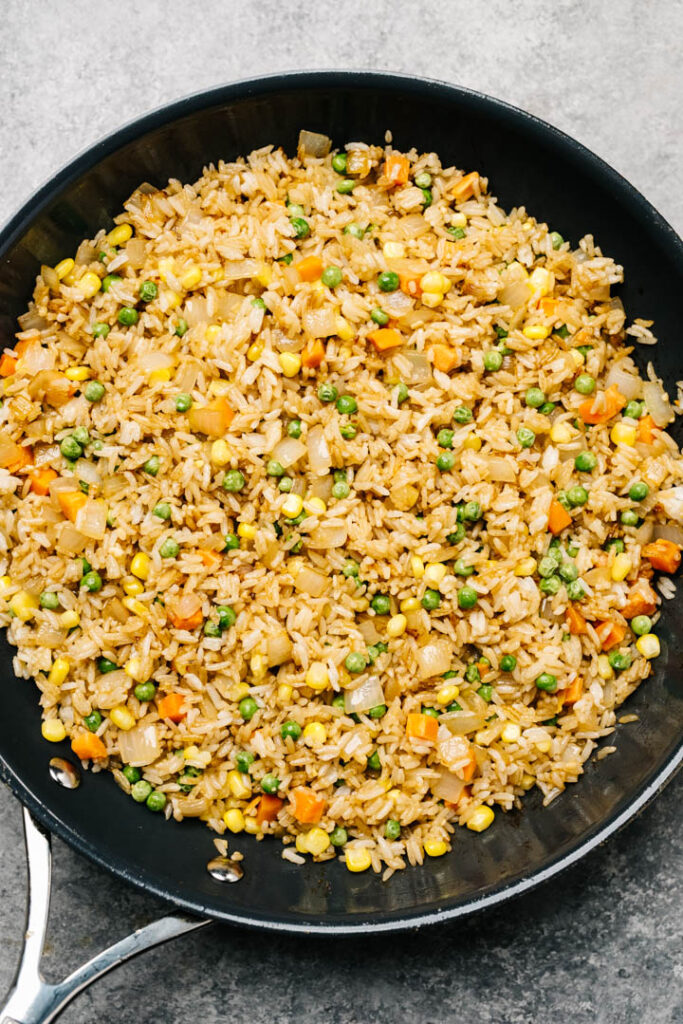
xmin=1 ymin=2 xmax=681 ymax=1021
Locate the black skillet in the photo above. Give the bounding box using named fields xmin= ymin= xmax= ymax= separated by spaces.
xmin=0 ymin=72 xmax=681 ymax=1020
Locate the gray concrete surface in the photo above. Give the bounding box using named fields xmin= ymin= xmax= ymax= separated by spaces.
xmin=1 ymin=1 xmax=682 ymax=1021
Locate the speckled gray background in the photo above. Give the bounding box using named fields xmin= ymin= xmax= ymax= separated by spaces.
xmin=1 ymin=1 xmax=682 ymax=1021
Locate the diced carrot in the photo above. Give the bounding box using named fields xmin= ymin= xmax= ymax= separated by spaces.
xmin=71 ymin=732 xmax=107 ymax=760
xmin=578 ymin=385 xmax=626 ymax=425
xmin=30 ymin=467 xmax=58 ymax=496
xmin=560 ymin=677 xmax=584 ymax=705
xmin=291 ymin=787 xmax=326 ymax=824
xmin=548 ymin=499 xmax=572 ymax=535
xmin=198 ymin=548 xmax=222 ymax=570
xmin=622 ymin=580 xmax=658 ymax=618
xmin=459 ymin=748 xmax=477 ymax=782
xmin=256 ymin=794 xmax=284 ymax=827
xmin=302 ymin=339 xmax=326 ymax=368
xmin=566 ymin=605 xmax=588 ymax=635
xmin=430 ymin=343 xmax=459 ymax=374
xmin=406 ymin=712 xmax=439 ymax=743
xmin=368 ymin=327 xmax=404 ymax=352
xmin=450 ymin=171 xmax=479 ymax=202
xmin=168 ymin=593 xmax=203 ymax=632
xmin=540 ymin=297 xmax=558 ymax=316
xmin=399 ymin=272 xmax=422 ymax=298
xmin=637 ymin=414 xmax=658 ymax=444
xmin=14 ymin=339 xmax=32 ymax=358
xmin=595 ymin=620 xmax=627 ymax=651
xmin=0 ymin=353 xmax=17 ymax=377
xmin=296 ymin=255 xmax=324 ymax=282
xmin=57 ymin=490 xmax=88 ymax=522
xmin=156 ymin=693 xmax=186 ymax=722
xmin=642 ymin=538 xmax=682 ymax=574
xmin=6 ymin=445 xmax=34 ymax=475
xmin=384 ymin=152 xmax=410 ymax=186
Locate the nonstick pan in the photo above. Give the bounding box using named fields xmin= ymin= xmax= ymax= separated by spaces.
xmin=0 ymin=71 xmax=682 ymax=1023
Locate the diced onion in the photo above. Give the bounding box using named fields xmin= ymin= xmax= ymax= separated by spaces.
xmin=34 ymin=622 xmax=65 ymax=648
xmin=654 ymin=521 xmax=683 ymax=545
xmin=125 ymin=238 xmax=147 ymax=268
xmin=75 ymin=240 xmax=97 ymax=265
xmin=101 ymin=475 xmax=128 ymax=499
xmin=28 ymin=370 xmax=71 ymax=407
xmin=605 ymin=359 xmax=642 ymax=400
xmin=307 ymin=522 xmax=348 ymax=550
xmin=0 ymin=440 xmax=24 ymax=469
xmin=222 ymin=261 xmax=259 ymax=282
xmin=344 ymin=675 xmax=385 ymax=715
xmin=187 ymin=405 xmax=227 ymax=438
xmin=93 ymin=669 xmax=130 ymax=709
xmin=293 ymin=565 xmax=328 ymax=597
xmin=436 ymin=727 xmax=472 ymax=771
xmin=17 ymin=310 xmax=48 ymax=331
xmin=346 ymin=148 xmax=372 ymax=177
xmin=381 ymin=289 xmax=414 ymax=319
xmin=416 ymin=639 xmax=452 ymax=681
xmin=644 ymin=376 xmax=674 ymax=427
xmin=271 ymin=437 xmax=306 ymax=469
xmin=441 ymin=709 xmax=486 ymax=736
xmin=481 ymin=456 xmax=517 ymax=482
xmin=33 ymin=444 xmax=59 ymax=468
xmin=74 ymin=498 xmax=107 ymax=540
xmin=306 ymin=425 xmax=331 ymax=474
xmin=138 ymin=351 xmax=175 ymax=373
xmin=633 ymin=520 xmax=654 ymax=546
xmin=175 ymin=796 xmax=210 ymax=817
xmin=184 ymin=296 xmax=208 ymax=327
xmin=266 ymin=631 xmax=292 ymax=667
xmin=56 ymin=524 xmax=86 ymax=556
xmin=75 ymin=459 xmax=101 ymax=487
xmin=357 ymin=618 xmax=382 ymax=645
xmin=118 ymin=724 xmax=161 ymax=767
xmin=302 ymin=306 xmax=338 ymax=338
xmin=298 ymin=130 xmax=331 ymax=159
xmin=400 ymin=350 xmax=432 ymax=384
xmin=20 ymin=342 xmax=54 ymax=375
xmin=41 ymin=265 xmax=60 ymax=291
xmin=654 ymin=486 xmax=683 ymax=523
xmin=431 ymin=768 xmax=466 ymax=804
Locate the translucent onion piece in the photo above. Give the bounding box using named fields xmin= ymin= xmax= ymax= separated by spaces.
xmin=381 ymin=289 xmax=414 ymax=318
xmin=56 ymin=523 xmax=87 ymax=555
xmin=401 ymin=350 xmax=432 ymax=384
xmin=440 ymin=709 xmax=487 ymax=736
xmin=307 ymin=522 xmax=348 ymax=550
xmin=654 ymin=520 xmax=683 ymax=545
xmin=75 ymin=459 xmax=101 ymax=487
xmin=416 ymin=639 xmax=452 ymax=681
xmin=266 ymin=631 xmax=292 ymax=667
xmin=302 ymin=306 xmax=338 ymax=338
xmin=75 ymin=240 xmax=97 ymax=265
xmin=306 ymin=425 xmax=331 ymax=475
xmin=125 ymin=238 xmax=147 ymax=268
xmin=271 ymin=437 xmax=306 ymax=469
xmin=138 ymin=351 xmax=174 ymax=373
xmin=184 ymin=296 xmax=208 ymax=327
xmin=0 ymin=441 xmax=24 ymax=469
xmin=17 ymin=310 xmax=48 ymax=331
xmin=644 ymin=377 xmax=674 ymax=427
xmin=633 ymin=520 xmax=654 ymax=546
xmin=481 ymin=456 xmax=517 ymax=482
xmin=101 ymin=475 xmax=128 ymax=499
xmin=344 ymin=675 xmax=385 ymax=715
xmin=298 ymin=130 xmax=331 ymax=159
xmin=20 ymin=342 xmax=54 ymax=375
xmin=74 ymin=498 xmax=107 ymax=540
xmin=605 ymin=359 xmax=642 ymax=400
xmin=175 ymin=795 xmax=210 ymax=818
xmin=222 ymin=260 xmax=259 ymax=282
xmin=34 ymin=622 xmax=66 ymax=649
xmin=655 ymin=487 xmax=683 ymax=524
xmin=92 ymin=669 xmax=130 ymax=709
xmin=118 ymin=723 xmax=161 ymax=767
xmin=187 ymin=405 xmax=227 ymax=438
xmin=293 ymin=565 xmax=328 ymax=597
xmin=431 ymin=767 xmax=466 ymax=804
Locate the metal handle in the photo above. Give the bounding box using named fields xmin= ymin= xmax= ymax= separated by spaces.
xmin=0 ymin=807 xmax=210 ymax=1024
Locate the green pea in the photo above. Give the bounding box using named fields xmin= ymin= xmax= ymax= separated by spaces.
xmin=371 ymin=594 xmax=391 ymax=615
xmin=218 ymin=605 xmax=237 ymax=629
xmin=223 ymin=533 xmax=240 ymax=551
xmin=446 ymin=701 xmax=463 ymax=712
xmin=605 ymin=538 xmax=625 ymax=553
xmin=539 ymin=402 xmax=556 ymax=416
xmin=628 ymin=481 xmax=649 ymax=502
xmin=101 ymin=274 xmax=121 ymax=292
xmin=575 ymin=451 xmax=597 ymax=473
xmin=175 ymin=393 xmax=192 ymax=412
xmin=223 ymin=469 xmax=245 ymax=492
xmin=139 ymin=280 xmax=158 ymax=302
xmin=336 ymin=394 xmax=357 ymax=415
xmin=437 ymin=428 xmax=455 ymax=449
xmin=395 ymin=382 xmax=409 ymax=404
xmin=477 ymin=684 xmax=493 ymax=702
xmin=621 ymin=509 xmax=639 ymax=527
xmin=558 ymin=561 xmax=578 ymax=582
xmin=343 ymin=559 xmax=360 ymax=578
xmin=84 ymin=710 xmax=103 ymax=732
xmin=414 ymin=170 xmax=432 ymax=188
xmin=340 ymin=422 xmax=357 ymax=439
xmin=436 ymin=451 xmax=455 ymax=472
xmin=345 ymin=651 xmax=368 ymax=674
xmin=122 ymin=764 xmax=141 ymax=784
xmin=453 ymin=406 xmax=473 ymax=424
xmin=540 ymin=576 xmax=561 ymax=595
xmin=608 ymin=651 xmax=632 ymax=672
xmin=500 ymin=654 xmax=517 ymax=672
xmin=377 ymin=270 xmax=400 ymax=292
xmin=281 ymin=720 xmax=302 ymax=741
xmin=290 ymin=217 xmax=310 ymax=238
xmin=332 ymin=480 xmax=350 ymax=499
xmin=464 ymin=663 xmax=480 ymax=684
xmin=134 ymin=681 xmax=156 ymax=702
xmin=536 ymin=672 xmax=558 ymax=693
xmin=549 ymin=231 xmax=564 ymax=250
xmin=453 ymin=558 xmax=474 ymax=576
xmin=235 ymin=750 xmax=255 ymax=773
xmin=484 ymin=350 xmax=503 ymax=372
xmin=525 ymin=387 xmax=546 ymax=408
xmin=420 ymin=188 xmax=433 ymax=208
xmin=574 ymin=374 xmax=596 ymax=395
xmin=447 ymin=523 xmax=466 ymax=545
xmin=321 ymin=266 xmax=343 ymax=288
xmin=259 ymin=773 xmax=280 ymax=794
xmin=175 ymin=318 xmax=188 ymax=337
xmin=286 ymin=419 xmax=302 ymax=439
xmin=152 ymin=502 xmax=171 ymax=520
xmin=385 ymin=819 xmax=401 ymax=840
xmin=98 ymin=657 xmax=117 ymax=673
xmin=131 ymin=780 xmax=153 ymax=803
xmin=60 ymin=435 xmax=82 ymax=460
xmin=146 ymin=790 xmax=167 ymax=812
xmin=336 ymin=179 xmax=355 ymax=194
xmin=331 ymin=695 xmax=346 ymax=711
xmin=366 ymin=751 xmax=381 ymax=771
xmin=421 ymin=588 xmax=441 ymax=611
xmin=332 ymin=152 xmax=348 ymax=174
xmin=369 ymin=704 xmax=387 ymax=719
xmin=92 ymin=322 xmax=110 ymax=339
xmin=81 ymin=570 xmax=102 ymax=592
xmin=421 ymin=706 xmax=441 ymax=719
xmin=458 ymin=586 xmax=478 ymax=609
xmin=566 ymin=580 xmax=586 ymax=601
xmin=631 ymin=615 xmax=652 ymax=636
xmin=576 ymin=345 xmax=593 ymax=359
xmin=538 ymin=556 xmax=558 ymax=578
xmin=251 ymin=297 xmax=267 ymax=310
xmin=266 ymin=459 xmax=285 ymax=478
xmin=554 ymin=325 xmax=570 ymax=339
xmin=286 ymin=201 xmax=305 ymax=218
xmin=277 ymin=253 xmax=294 ymax=265
xmin=204 ymin=621 xmax=221 ymax=638
xmin=462 ymin=501 xmax=482 ymax=522
xmin=143 ymin=455 xmax=160 ymax=476
xmin=330 ymin=825 xmax=348 ymax=846
xmin=239 ymin=696 xmax=259 ymax=721
xmin=39 ymin=591 xmax=60 ymax=610
xmin=517 ymin=427 xmax=536 ymax=448
xmin=117 ymin=307 xmax=139 ymax=327
xmin=159 ymin=538 xmax=179 ymax=558
xmin=623 ymin=400 xmax=644 ymax=420
xmin=447 ymin=226 xmax=466 ymax=240
xmin=84 ymin=380 xmax=105 ymax=402
xmin=343 ymin=222 xmax=364 ymax=239
xmin=567 ymin=486 xmax=589 ymax=507
xmin=371 ymin=307 xmax=389 ymax=326
xmin=318 ymin=382 xmax=338 ymax=403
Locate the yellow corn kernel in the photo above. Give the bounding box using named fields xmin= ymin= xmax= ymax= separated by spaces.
xmin=355 ymin=597 xmax=369 ymax=612
xmin=205 ymin=325 xmax=221 ymax=343
xmin=305 ymin=662 xmax=329 ymax=692
xmin=48 ymin=657 xmax=70 ymax=687
xmin=181 ymin=265 xmax=202 ymax=290
xmin=451 ymin=212 xmax=467 ymax=228
xmin=610 ymin=422 xmax=637 ymax=447
xmin=277 ymin=683 xmax=293 ymax=704
xmin=463 ymin=434 xmax=482 ymax=451
xmin=250 ymin=653 xmax=267 ymax=680
xmin=227 ymin=769 xmax=252 ymax=799
xmin=59 ymin=610 xmax=80 ymax=629
xmin=183 ymin=745 xmax=200 ymax=760
xmin=255 ymin=262 xmax=272 ymax=287
xmin=282 ymin=494 xmax=303 ymax=519
xmin=409 ymin=555 xmax=425 ymax=578
xmin=535 ymin=738 xmax=552 ymax=754
xmin=421 ymin=291 xmax=445 ymax=308
xmin=124 ymin=658 xmax=146 ymax=682
xmin=110 ymin=706 xmax=135 ymax=731
xmin=303 ymin=721 xmax=327 ymax=747
xmin=437 ymin=683 xmax=460 ymax=705
xmin=55 ymin=258 xmax=75 ymax=280
xmin=501 ymin=722 xmax=521 ymax=744
xmin=345 ymin=847 xmax=372 ymax=872
xmin=0 ymin=575 xmax=11 ymax=593
xmin=597 ymin=654 xmax=614 ymax=680
xmin=41 ymin=718 xmax=67 ymax=743
xmin=130 ymin=552 xmax=150 ymax=580
xmin=466 ymin=805 xmax=495 ymax=832
xmin=610 ymin=553 xmax=633 ymax=582
xmin=636 ymin=633 xmax=660 ymax=659
xmin=383 ymin=241 xmax=406 ymax=259
xmin=223 ymin=808 xmax=245 ymax=833
xmin=158 ymin=258 xmax=175 ymax=282
xmin=205 ymin=440 xmax=230 ymax=468
xmin=247 ymin=340 xmax=264 ymax=362
xmin=208 ymin=380 xmax=229 ymax=397
xmin=279 ymin=352 xmax=302 ymax=377
xmin=149 ymin=367 xmax=172 ymax=384
xmin=162 ymin=289 xmax=181 ymax=310
xmin=422 ymin=271 xmax=450 ymax=294
xmin=64 ymin=366 xmax=91 ymax=382
xmin=569 ymin=349 xmax=585 ymax=367
xmin=227 ymin=682 xmax=250 ymax=702
xmin=520 ymin=773 xmax=536 ymax=790
xmin=9 ymin=590 xmax=39 ymax=621
xmin=400 ymin=596 xmax=421 ymax=613
xmin=62 ymin=270 xmax=77 ymax=286
xmin=305 ymin=827 xmax=331 ymax=856
xmin=514 ymin=557 xmax=537 ymax=577
xmin=237 ymin=522 xmax=257 ymax=541
xmin=424 ymin=838 xmax=449 ymax=857
xmin=244 ymin=816 xmax=260 ymax=835
xmin=304 ymin=496 xmax=326 ymax=515
xmin=122 ymin=596 xmax=148 ymax=618
xmin=424 ymin=562 xmax=447 ymax=587
xmin=107 ymin=223 xmax=133 ymax=246
xmin=295 ymin=832 xmax=309 ymax=854
xmin=386 ymin=613 xmax=407 ymax=638
xmin=522 ymin=324 xmax=550 ymax=341
xmin=336 ymin=315 xmax=355 ymax=342
xmin=77 ymin=272 xmax=102 ymax=299
xmin=550 ymin=422 xmax=575 ymax=444
xmin=529 ymin=267 xmax=553 ymax=296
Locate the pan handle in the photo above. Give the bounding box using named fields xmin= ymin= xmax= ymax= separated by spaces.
xmin=0 ymin=807 xmax=211 ymax=1024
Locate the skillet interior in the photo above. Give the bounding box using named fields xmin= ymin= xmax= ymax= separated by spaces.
xmin=0 ymin=71 xmax=682 ymax=933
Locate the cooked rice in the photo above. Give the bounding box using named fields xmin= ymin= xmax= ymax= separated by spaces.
xmin=1 ymin=132 xmax=682 ymax=875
